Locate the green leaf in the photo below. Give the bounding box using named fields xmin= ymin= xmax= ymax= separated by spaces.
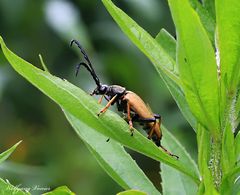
xmin=197 ymin=124 xmax=210 ymax=179
xmin=0 ymin=36 xmax=200 ymax=183
xmin=236 ymin=132 xmax=240 ymax=163
xmin=168 ymin=0 xmax=220 ymax=136
xmin=189 ymin=0 xmax=215 ymax=42
xmin=161 ymin=126 xmax=199 ymax=195
xmin=222 ymin=121 xmax=236 ymax=174
xmin=43 ymin=186 xmax=75 ymax=195
xmin=117 ymin=190 xmax=147 ymax=195
xmin=161 ymin=164 xmax=197 ymax=195
xmin=202 ymin=0 xmax=216 ymax=20
xmin=64 ymin=111 xmax=160 ymax=195
xmin=216 ymin=0 xmax=240 ymax=90
xmin=102 ymin=0 xmax=181 ymax=86
xmin=0 ymin=178 xmax=30 ymax=195
xmin=155 ymin=31 xmax=197 ymax=131
xmin=0 ymin=141 xmax=22 ymax=164
xmin=197 ymin=124 xmax=218 ymax=194
xmin=220 ymin=166 xmax=240 ymax=195
xmin=155 ymin=29 xmax=176 ymax=62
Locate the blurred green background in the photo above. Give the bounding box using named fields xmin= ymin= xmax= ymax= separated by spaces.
xmin=0 ymin=0 xmax=197 ymax=194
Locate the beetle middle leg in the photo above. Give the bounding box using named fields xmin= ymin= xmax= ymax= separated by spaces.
xmin=97 ymin=95 xmax=117 ymax=116
xmin=126 ymin=101 xmax=134 ymax=136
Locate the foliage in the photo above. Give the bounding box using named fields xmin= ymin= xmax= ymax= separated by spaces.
xmin=0 ymin=0 xmax=240 ymax=194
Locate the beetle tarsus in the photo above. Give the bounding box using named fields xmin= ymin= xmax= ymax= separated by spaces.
xmin=160 ymin=145 xmax=179 ymax=159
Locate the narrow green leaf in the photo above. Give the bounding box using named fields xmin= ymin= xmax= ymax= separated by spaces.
xmin=155 ymin=29 xmax=176 ymax=62
xmin=235 ymin=132 xmax=240 ymax=163
xmin=202 ymin=0 xmax=216 ymax=20
xmin=64 ymin=111 xmax=160 ymax=195
xmin=43 ymin=186 xmax=75 ymax=195
xmin=161 ymin=126 xmax=199 ymax=195
xmin=220 ymin=166 xmax=240 ymax=195
xmin=222 ymin=121 xmax=236 ymax=174
xmin=0 ymin=37 xmax=200 ymax=183
xmin=155 ymin=32 xmax=197 ymax=131
xmin=168 ymin=0 xmax=220 ymax=136
xmin=197 ymin=182 xmax=205 ymax=195
xmin=161 ymin=164 xmax=197 ymax=195
xmin=197 ymin=124 xmax=210 ymax=179
xmin=197 ymin=124 xmax=218 ymax=194
xmin=162 ymin=74 xmax=197 ymax=131
xmin=102 ymin=0 xmax=181 ymax=86
xmin=189 ymin=0 xmax=215 ymax=42
xmin=0 ymin=178 xmax=30 ymax=195
xmin=117 ymin=190 xmax=147 ymax=195
xmin=216 ymin=0 xmax=240 ymax=90
xmin=0 ymin=141 xmax=22 ymax=164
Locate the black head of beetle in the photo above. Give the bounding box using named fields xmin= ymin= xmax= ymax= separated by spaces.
xmin=90 ymin=84 xmax=109 ymax=96
xmin=70 ymin=39 xmax=126 ymax=99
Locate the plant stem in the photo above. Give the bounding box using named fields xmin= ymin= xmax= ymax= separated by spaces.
xmin=210 ymin=136 xmax=222 ymax=190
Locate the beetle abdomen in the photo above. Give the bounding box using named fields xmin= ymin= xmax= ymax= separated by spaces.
xmin=123 ymin=91 xmax=153 ymax=119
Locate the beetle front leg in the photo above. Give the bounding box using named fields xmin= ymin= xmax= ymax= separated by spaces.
xmin=98 ymin=95 xmax=105 ymax=104
xmin=97 ymin=95 xmax=117 ymax=116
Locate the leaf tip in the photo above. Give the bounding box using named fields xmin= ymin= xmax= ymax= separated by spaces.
xmin=0 ymin=35 xmax=3 ymax=45
xmin=15 ymin=140 xmax=22 ymax=148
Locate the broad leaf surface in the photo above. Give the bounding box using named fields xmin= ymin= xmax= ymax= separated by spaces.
xmin=64 ymin=111 xmax=160 ymax=195
xmin=168 ymin=0 xmax=220 ymax=136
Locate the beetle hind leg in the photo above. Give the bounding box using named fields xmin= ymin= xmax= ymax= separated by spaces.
xmin=160 ymin=144 xmax=179 ymax=159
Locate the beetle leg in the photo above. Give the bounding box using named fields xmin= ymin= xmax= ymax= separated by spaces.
xmin=126 ymin=101 xmax=134 ymax=136
xmin=97 ymin=95 xmax=117 ymax=116
xmin=98 ymin=95 xmax=105 ymax=104
xmin=160 ymin=144 xmax=179 ymax=159
xmin=147 ymin=122 xmax=156 ymax=139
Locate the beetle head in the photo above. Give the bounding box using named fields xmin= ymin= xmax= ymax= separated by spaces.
xmin=90 ymin=84 xmax=108 ymax=96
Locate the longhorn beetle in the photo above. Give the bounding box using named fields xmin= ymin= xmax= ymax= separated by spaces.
xmin=70 ymin=39 xmax=178 ymax=159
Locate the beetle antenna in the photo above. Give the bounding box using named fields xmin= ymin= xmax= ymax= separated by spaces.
xmin=70 ymin=39 xmax=101 ymax=87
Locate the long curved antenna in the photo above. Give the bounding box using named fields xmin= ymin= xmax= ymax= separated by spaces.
xmin=76 ymin=62 xmax=101 ymax=87
xmin=70 ymin=39 xmax=101 ymax=87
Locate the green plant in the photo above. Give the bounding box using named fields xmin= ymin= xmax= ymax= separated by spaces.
xmin=0 ymin=0 xmax=239 ymax=194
